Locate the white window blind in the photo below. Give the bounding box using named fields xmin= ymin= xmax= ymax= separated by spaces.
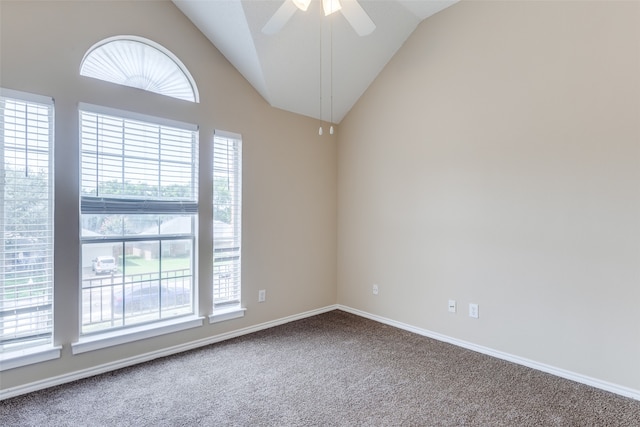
xmin=0 ymin=88 xmax=54 ymax=351
xmin=213 ymin=131 xmax=242 ymax=308
xmin=80 ymin=104 xmax=198 ymax=213
xmin=80 ymin=36 xmax=199 ymax=103
xmin=79 ymin=105 xmax=198 ymax=334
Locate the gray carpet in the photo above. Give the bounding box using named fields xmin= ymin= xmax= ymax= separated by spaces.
xmin=1 ymin=310 xmax=639 ymax=426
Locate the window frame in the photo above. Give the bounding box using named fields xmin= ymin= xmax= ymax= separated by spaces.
xmin=80 ymin=36 xmax=200 ymax=103
xmin=78 ymin=103 xmax=201 ymax=337
xmin=0 ymin=87 xmax=61 ymax=369
xmin=210 ymin=130 xmax=244 ymax=323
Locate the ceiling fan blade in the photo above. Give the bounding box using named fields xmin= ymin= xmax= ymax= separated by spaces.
xmin=340 ymin=0 xmax=376 ymax=36
xmin=262 ymin=0 xmax=298 ymax=35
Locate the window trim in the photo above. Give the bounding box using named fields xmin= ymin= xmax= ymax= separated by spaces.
xmin=0 ymin=87 xmax=55 ymax=355
xmin=72 ymin=315 xmax=204 ymax=355
xmin=0 ymin=344 xmax=62 ymax=372
xmin=80 ymin=36 xmax=200 ymax=103
xmin=209 ymin=306 xmax=246 ymax=324
xmin=212 ymin=130 xmax=242 ymax=314
xmin=0 ymin=88 xmax=54 ymax=106
xmin=78 ymin=103 xmax=198 ymax=132
xmin=78 ymin=104 xmax=199 ymax=336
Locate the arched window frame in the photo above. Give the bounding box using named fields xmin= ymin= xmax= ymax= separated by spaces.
xmin=80 ymin=35 xmax=200 ymax=103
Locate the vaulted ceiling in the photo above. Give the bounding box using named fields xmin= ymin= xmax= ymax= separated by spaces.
xmin=173 ymin=0 xmax=458 ymax=124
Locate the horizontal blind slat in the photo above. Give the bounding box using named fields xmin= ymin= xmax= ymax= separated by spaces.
xmin=79 ymin=106 xmax=198 ymax=334
xmin=213 ymin=133 xmax=242 ymax=307
xmin=1 ymin=90 xmax=54 ymax=348
xmin=80 ymin=108 xmax=198 ymax=206
xmin=81 ymin=196 xmax=198 ymax=214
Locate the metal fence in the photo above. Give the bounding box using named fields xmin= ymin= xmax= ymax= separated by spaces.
xmin=81 ymin=268 xmax=192 ymax=332
xmin=2 ymin=248 xmax=240 ymax=340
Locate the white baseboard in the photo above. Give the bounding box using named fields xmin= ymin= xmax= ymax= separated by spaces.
xmin=337 ymin=305 xmax=640 ymax=402
xmin=0 ymin=305 xmax=338 ymax=401
xmin=3 ymin=304 xmax=638 ymax=402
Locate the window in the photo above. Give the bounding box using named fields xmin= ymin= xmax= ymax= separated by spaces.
xmin=79 ymin=104 xmax=198 ymax=334
xmin=213 ymin=132 xmax=242 ymax=312
xmin=0 ymin=89 xmax=54 ymax=352
xmin=80 ymin=36 xmax=199 ymax=103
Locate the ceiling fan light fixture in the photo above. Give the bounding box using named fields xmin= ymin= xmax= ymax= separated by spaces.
xmin=322 ymin=0 xmax=342 ymax=16
xmin=292 ymin=0 xmax=311 ymax=12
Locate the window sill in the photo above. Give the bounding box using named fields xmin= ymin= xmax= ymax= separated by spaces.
xmin=0 ymin=344 xmax=62 ymax=371
xmin=72 ymin=316 xmax=204 ymax=355
xmin=209 ymin=306 xmax=246 ymax=324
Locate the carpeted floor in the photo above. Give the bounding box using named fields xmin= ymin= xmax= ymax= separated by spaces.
xmin=1 ymin=310 xmax=639 ymax=426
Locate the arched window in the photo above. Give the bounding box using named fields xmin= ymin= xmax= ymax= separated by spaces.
xmin=80 ymin=36 xmax=199 ymax=103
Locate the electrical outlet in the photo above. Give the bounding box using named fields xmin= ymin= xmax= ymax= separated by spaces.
xmin=469 ymin=303 xmax=479 ymax=319
xmin=258 ymin=289 xmax=266 ymax=302
xmin=448 ymin=300 xmax=456 ymax=313
xmin=372 ymin=284 xmax=379 ymax=295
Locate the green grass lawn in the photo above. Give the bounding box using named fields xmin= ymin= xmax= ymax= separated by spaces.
xmin=121 ymin=256 xmax=191 ymax=275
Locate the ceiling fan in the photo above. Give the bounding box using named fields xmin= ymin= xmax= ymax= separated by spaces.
xmin=262 ymin=0 xmax=376 ymax=36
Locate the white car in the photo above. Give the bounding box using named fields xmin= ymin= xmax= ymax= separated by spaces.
xmin=92 ymin=256 xmax=118 ymax=274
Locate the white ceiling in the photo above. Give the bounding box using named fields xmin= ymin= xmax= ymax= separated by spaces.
xmin=173 ymin=0 xmax=458 ymax=123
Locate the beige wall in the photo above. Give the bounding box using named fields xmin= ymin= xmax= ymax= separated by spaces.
xmin=0 ymin=1 xmax=337 ymax=390
xmin=338 ymin=1 xmax=640 ymax=390
xmin=2 ymin=0 xmax=639 ymax=397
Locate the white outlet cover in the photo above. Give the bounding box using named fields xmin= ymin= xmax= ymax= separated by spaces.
xmin=469 ymin=303 xmax=479 ymax=318
xmin=372 ymin=284 xmax=379 ymax=295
